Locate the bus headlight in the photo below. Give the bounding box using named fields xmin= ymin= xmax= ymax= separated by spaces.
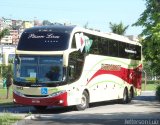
xmin=48 ymin=90 xmax=66 ymax=98
xmin=13 ymin=90 xmax=25 ymax=97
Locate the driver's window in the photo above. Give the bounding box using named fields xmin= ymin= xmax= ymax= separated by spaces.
xmin=68 ymin=64 xmax=76 ymax=81
xmin=68 ymin=51 xmax=84 ymax=82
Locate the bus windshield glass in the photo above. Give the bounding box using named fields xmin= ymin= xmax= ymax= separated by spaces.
xmin=14 ymin=55 xmax=64 ymax=84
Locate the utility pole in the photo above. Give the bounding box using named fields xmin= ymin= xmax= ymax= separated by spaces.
xmin=143 ymin=70 xmax=147 ymax=91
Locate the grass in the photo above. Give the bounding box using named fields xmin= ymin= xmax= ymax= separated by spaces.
xmin=0 ymin=88 xmax=14 ymax=106
xmin=0 ymin=113 xmax=23 ymax=125
xmin=142 ymin=80 xmax=159 ymax=91
xmin=0 ymin=88 xmax=23 ymax=125
xmin=142 ymin=83 xmax=157 ymax=91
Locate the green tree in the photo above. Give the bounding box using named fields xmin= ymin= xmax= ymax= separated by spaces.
xmin=0 ymin=28 xmax=10 ymax=41
xmin=109 ymin=22 xmax=129 ymax=35
xmin=11 ymin=25 xmax=21 ymax=30
xmin=42 ymin=20 xmax=52 ymax=26
xmin=133 ymin=0 xmax=160 ymax=76
xmin=0 ymin=28 xmax=10 ymax=78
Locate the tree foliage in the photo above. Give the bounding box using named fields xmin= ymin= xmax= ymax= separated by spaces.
xmin=0 ymin=64 xmax=13 ymax=79
xmin=109 ymin=22 xmax=129 ymax=35
xmin=133 ymin=0 xmax=160 ymax=75
xmin=0 ymin=29 xmax=10 ymax=41
xmin=42 ymin=20 xmax=52 ymax=26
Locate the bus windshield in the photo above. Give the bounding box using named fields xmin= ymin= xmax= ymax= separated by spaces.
xmin=14 ymin=55 xmax=64 ymax=84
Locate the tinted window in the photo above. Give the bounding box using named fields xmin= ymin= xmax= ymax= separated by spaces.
xmin=68 ymin=51 xmax=84 ymax=82
xmin=119 ymin=42 xmax=128 ymax=58
xmin=17 ymin=32 xmax=70 ymax=51
xmin=71 ymin=35 xmax=76 ymax=48
xmin=119 ymin=42 xmax=141 ymax=60
xmin=108 ymin=40 xmax=119 ymax=57
xmin=99 ymin=38 xmax=109 ymax=56
xmin=72 ymin=33 xmax=141 ymax=60
xmin=90 ymin=36 xmax=101 ymax=54
xmin=135 ymin=46 xmax=141 ymax=60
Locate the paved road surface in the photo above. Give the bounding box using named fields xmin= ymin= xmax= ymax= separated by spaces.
xmin=1 ymin=91 xmax=160 ymax=125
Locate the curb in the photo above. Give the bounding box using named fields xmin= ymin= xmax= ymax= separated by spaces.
xmin=12 ymin=115 xmax=35 ymax=125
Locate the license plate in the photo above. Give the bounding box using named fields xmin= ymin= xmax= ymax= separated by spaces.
xmin=32 ymin=99 xmax=40 ymax=103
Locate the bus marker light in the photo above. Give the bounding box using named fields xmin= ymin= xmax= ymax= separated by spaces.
xmin=59 ymin=100 xmax=64 ymax=104
xmin=13 ymin=99 xmax=16 ymax=102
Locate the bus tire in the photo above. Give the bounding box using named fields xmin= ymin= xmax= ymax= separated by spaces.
xmin=34 ymin=106 xmax=47 ymax=111
xmin=128 ymin=87 xmax=134 ymax=103
xmin=75 ymin=91 xmax=89 ymax=111
xmin=120 ymin=88 xmax=128 ymax=104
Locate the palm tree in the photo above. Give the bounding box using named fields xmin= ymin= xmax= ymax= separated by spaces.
xmin=109 ymin=22 xmax=129 ymax=35
xmin=0 ymin=28 xmax=10 ymax=42
xmin=0 ymin=28 xmax=10 ymax=70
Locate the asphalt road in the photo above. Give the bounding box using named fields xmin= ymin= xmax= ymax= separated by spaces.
xmin=1 ymin=91 xmax=160 ymax=125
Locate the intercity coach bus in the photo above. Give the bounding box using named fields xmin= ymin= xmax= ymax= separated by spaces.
xmin=13 ymin=25 xmax=142 ymax=110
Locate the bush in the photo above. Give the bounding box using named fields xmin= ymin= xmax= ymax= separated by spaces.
xmin=142 ymin=80 xmax=160 ymax=84
xmin=0 ymin=64 xmax=13 ymax=79
xmin=156 ymin=85 xmax=160 ymax=101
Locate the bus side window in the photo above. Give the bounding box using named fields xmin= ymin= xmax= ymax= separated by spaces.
xmin=71 ymin=35 xmax=77 ymax=48
xmin=128 ymin=44 xmax=136 ymax=59
xmin=101 ymin=38 xmax=109 ymax=56
xmin=108 ymin=40 xmax=119 ymax=57
xmin=68 ymin=51 xmax=84 ymax=82
xmin=135 ymin=46 xmax=141 ymax=60
xmin=68 ymin=64 xmax=75 ymax=80
xmin=119 ymin=42 xmax=128 ymax=58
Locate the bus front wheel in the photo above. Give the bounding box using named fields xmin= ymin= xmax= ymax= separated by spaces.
xmin=75 ymin=91 xmax=89 ymax=111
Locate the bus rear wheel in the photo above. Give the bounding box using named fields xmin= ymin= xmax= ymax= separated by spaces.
xmin=128 ymin=87 xmax=134 ymax=103
xmin=75 ymin=91 xmax=89 ymax=111
xmin=34 ymin=106 xmax=47 ymax=111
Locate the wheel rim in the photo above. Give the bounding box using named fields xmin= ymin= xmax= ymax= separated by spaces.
xmin=80 ymin=94 xmax=87 ymax=107
xmin=123 ymin=89 xmax=127 ymax=101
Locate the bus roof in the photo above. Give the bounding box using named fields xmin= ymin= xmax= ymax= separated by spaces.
xmin=20 ymin=25 xmax=141 ymax=47
xmin=72 ymin=26 xmax=141 ymax=46
xmin=24 ymin=25 xmax=76 ymax=34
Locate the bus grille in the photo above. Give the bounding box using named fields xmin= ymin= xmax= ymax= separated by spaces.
xmin=24 ymin=94 xmax=48 ymax=98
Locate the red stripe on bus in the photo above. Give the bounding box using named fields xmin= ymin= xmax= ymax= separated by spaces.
xmin=87 ymin=64 xmax=142 ymax=89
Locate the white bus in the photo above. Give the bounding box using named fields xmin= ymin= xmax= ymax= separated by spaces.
xmin=13 ymin=25 xmax=142 ymax=110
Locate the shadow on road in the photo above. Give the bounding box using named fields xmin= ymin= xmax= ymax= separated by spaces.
xmin=27 ymin=112 xmax=160 ymax=125
xmin=134 ymin=95 xmax=156 ymax=101
xmin=0 ymin=91 xmax=159 ymax=115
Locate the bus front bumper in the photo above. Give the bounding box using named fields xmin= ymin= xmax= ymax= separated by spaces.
xmin=13 ymin=91 xmax=68 ymax=106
